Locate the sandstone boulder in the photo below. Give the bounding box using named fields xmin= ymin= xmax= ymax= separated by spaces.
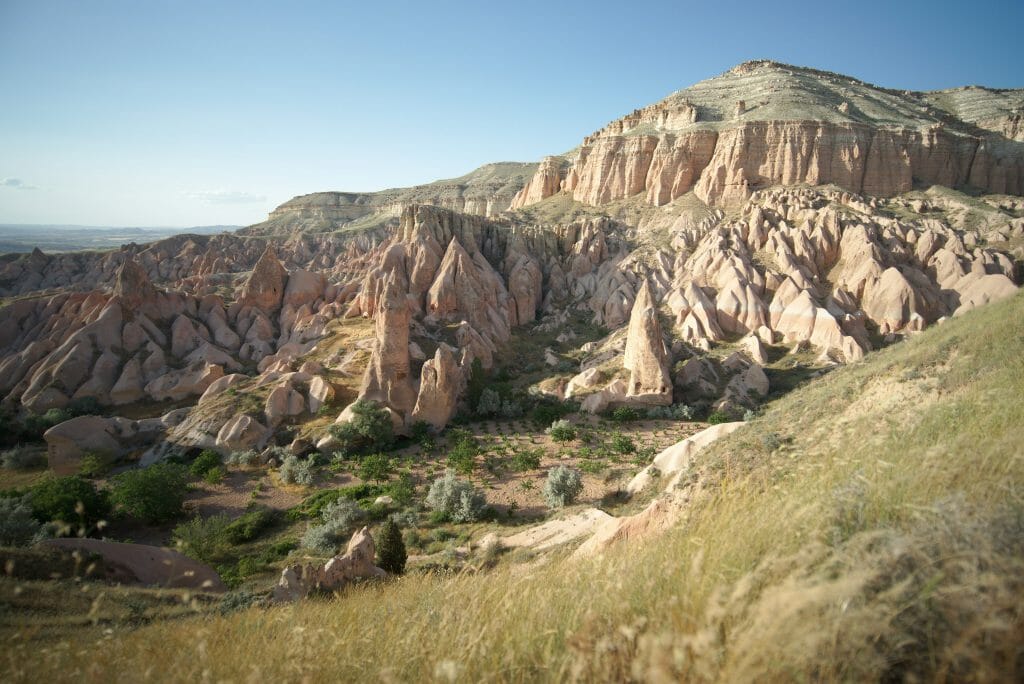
xmin=41 ymin=539 xmax=225 ymax=591
xmin=272 ymin=526 xmax=386 ymax=603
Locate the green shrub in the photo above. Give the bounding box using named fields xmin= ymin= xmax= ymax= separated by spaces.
xmin=226 ymin=449 xmax=262 ymax=468
xmin=279 ymin=455 xmax=315 ymax=486
xmin=78 ymin=451 xmax=117 ymax=478
xmin=0 ymin=496 xmax=44 ymax=546
xmin=425 ymin=470 xmax=485 ymax=523
xmin=224 ymin=506 xmax=278 ymax=544
xmin=1 ymin=446 xmax=46 ymax=471
xmin=707 ymin=410 xmax=732 ymax=425
xmin=66 ymin=396 xmax=103 ymax=417
xmin=203 ymin=466 xmax=226 ymax=484
xmin=327 ymin=400 xmax=394 ymax=457
xmin=543 ymin=466 xmax=584 ymax=509
xmin=386 ymin=472 xmax=415 ymax=506
xmin=173 ymin=514 xmax=232 ymax=563
xmin=530 ymin=398 xmax=575 ymax=427
xmin=110 ymin=463 xmax=188 ymax=524
xmin=464 ymin=358 xmax=487 ymax=409
xmin=21 ymin=408 xmax=73 ymax=441
xmin=30 ymin=476 xmax=111 ymax=529
xmin=358 ymin=454 xmax=393 ymax=483
xmin=611 ymin=406 xmax=641 ymax=422
xmin=476 ymin=388 xmax=502 ymax=417
xmin=546 ymin=419 xmax=577 ymax=442
xmin=190 ymin=450 xmax=223 ymax=478
xmin=644 ymin=404 xmax=695 ymax=420
xmin=410 ymin=420 xmax=432 ymax=442
xmin=445 ymin=429 xmax=479 ymax=475
xmin=610 ymin=433 xmax=636 ymax=455
xmin=375 ymin=518 xmax=407 ymax=574
xmin=510 ymin=448 xmax=542 ymax=471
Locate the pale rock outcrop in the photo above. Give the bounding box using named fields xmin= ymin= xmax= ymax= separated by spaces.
xmin=953 ymin=274 xmax=1018 ymax=315
xmin=265 ymin=384 xmax=306 ymax=424
xmin=565 ymin=367 xmax=605 ymax=399
xmin=198 ymin=373 xmax=249 ymax=405
xmin=507 ymin=253 xmax=543 ymax=326
xmin=307 ymin=376 xmax=335 ymax=414
xmin=411 ymin=345 xmax=462 ymax=430
xmin=145 ymin=362 xmax=224 ymax=402
xmin=273 ymin=526 xmax=386 ymax=603
xmin=577 ymin=422 xmax=744 ymax=556
xmin=239 ymin=245 xmax=288 ymax=311
xmin=627 ymin=422 xmax=745 ymax=494
xmin=215 ymin=414 xmax=269 ymax=453
xmin=580 ymin=378 xmax=628 ymax=414
xmin=44 ymin=415 xmax=166 ymax=475
xmin=426 ymin=237 xmax=511 ymax=345
xmin=740 ymin=333 xmax=769 ymax=365
xmin=111 ymin=258 xmax=159 ymax=312
xmin=283 ymin=269 xmax=326 ymax=310
xmin=623 ymin=280 xmax=672 ymax=404
xmin=109 ymin=357 xmax=146 ymax=405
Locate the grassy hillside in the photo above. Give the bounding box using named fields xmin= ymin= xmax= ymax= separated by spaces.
xmin=5 ymin=293 xmax=1023 ymax=682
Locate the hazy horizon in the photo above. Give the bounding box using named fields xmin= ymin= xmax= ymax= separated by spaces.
xmin=3 ymin=0 xmax=1023 ymax=227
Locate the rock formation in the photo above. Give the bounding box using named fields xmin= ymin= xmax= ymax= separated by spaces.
xmin=356 ymin=274 xmax=417 ymax=421
xmin=40 ymin=538 xmax=226 ymax=591
xmin=272 ymin=526 xmax=387 ymax=603
xmin=623 ymin=280 xmax=672 ymax=404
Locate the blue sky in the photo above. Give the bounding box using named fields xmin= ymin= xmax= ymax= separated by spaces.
xmin=1 ymin=0 xmax=1022 ymax=227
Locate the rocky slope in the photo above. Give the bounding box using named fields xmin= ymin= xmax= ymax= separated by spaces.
xmin=243 ymin=161 xmax=537 ymax=236
xmin=0 ymin=61 xmax=1021 ymax=472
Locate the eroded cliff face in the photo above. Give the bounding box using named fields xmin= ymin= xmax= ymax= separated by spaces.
xmin=512 ymin=61 xmax=1024 ymax=210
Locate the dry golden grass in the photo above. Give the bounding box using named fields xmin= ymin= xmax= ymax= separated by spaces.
xmin=4 ymin=293 xmax=1024 ymax=682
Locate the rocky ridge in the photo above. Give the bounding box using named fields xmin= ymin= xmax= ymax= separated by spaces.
xmin=0 ymin=61 xmax=1019 ymax=472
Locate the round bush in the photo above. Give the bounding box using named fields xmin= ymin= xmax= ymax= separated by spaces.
xmin=279 ymin=455 xmax=315 ymax=486
xmin=30 ymin=476 xmax=111 ymax=529
xmin=425 ymin=470 xmax=485 ymax=523
xmin=543 ymin=466 xmax=583 ymax=509
xmin=110 ymin=463 xmax=189 ymax=524
xmin=190 ymin=450 xmax=223 ymax=478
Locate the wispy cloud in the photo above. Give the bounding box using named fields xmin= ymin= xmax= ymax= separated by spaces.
xmin=2 ymin=177 xmax=38 ymax=190
xmin=183 ymin=189 xmax=267 ymax=204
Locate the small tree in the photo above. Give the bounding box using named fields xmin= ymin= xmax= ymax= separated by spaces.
xmin=110 ymin=463 xmax=189 ymax=524
xmin=375 ymin=518 xmax=407 ymax=574
xmin=546 ymin=419 xmax=577 ymax=442
xmin=543 ymin=466 xmax=583 ymax=509
xmin=358 ymin=454 xmax=393 ymax=483
xmin=328 ymin=400 xmax=394 ymax=456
